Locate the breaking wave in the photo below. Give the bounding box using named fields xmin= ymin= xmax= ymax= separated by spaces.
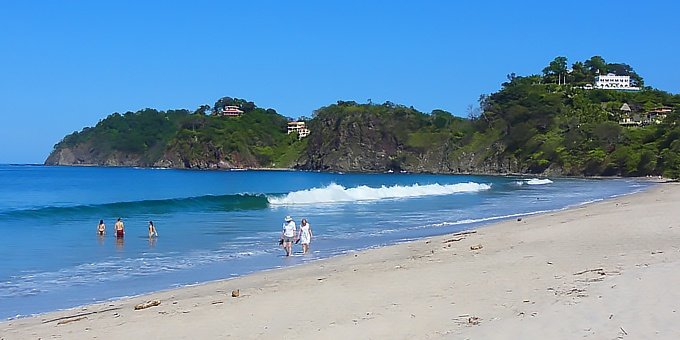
xmin=515 ymin=178 xmax=553 ymax=186
xmin=267 ymin=182 xmax=491 ymax=205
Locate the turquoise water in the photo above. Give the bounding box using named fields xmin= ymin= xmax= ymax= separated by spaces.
xmin=0 ymin=165 xmax=651 ymax=319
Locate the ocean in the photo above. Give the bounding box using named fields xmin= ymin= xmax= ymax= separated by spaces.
xmin=0 ymin=165 xmax=651 ymax=319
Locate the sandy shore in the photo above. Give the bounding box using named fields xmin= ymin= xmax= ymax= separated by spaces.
xmin=2 ymin=182 xmax=680 ymax=339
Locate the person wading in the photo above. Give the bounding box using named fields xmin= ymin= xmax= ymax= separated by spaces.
xmin=280 ymin=216 xmax=296 ymax=256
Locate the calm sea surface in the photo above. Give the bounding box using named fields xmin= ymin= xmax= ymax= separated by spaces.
xmin=0 ymin=165 xmax=651 ymax=319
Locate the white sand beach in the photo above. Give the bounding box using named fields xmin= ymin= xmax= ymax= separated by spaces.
xmin=2 ymin=182 xmax=679 ymax=339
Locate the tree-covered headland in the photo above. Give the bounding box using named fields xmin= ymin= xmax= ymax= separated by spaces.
xmin=49 ymin=97 xmax=303 ymax=168
xmin=471 ymin=56 xmax=679 ymax=177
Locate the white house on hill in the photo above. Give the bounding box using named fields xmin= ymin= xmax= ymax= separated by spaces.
xmin=287 ymin=121 xmax=310 ymax=139
xmin=594 ymin=73 xmax=640 ymax=91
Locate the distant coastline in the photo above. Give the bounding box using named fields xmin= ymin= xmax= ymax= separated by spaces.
xmin=44 ymin=57 xmax=680 ymax=179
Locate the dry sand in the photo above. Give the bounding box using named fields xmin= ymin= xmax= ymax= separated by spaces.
xmin=2 ymin=182 xmax=680 ymax=339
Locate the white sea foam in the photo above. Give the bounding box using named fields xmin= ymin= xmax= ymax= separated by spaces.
xmin=515 ymin=178 xmax=553 ymax=186
xmin=267 ymin=182 xmax=492 ymax=205
xmin=431 ymin=210 xmax=553 ymax=228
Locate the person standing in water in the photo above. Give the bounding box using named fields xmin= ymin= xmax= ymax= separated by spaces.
xmin=298 ymin=218 xmax=313 ymax=254
xmin=280 ymin=215 xmax=296 ymax=256
xmin=114 ymin=218 xmax=125 ymax=238
xmin=97 ymin=219 xmax=106 ymax=236
xmin=148 ymin=221 xmax=158 ymax=238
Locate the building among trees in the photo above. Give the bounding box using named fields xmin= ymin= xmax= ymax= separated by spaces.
xmin=287 ymin=121 xmax=310 ymax=139
xmin=618 ymin=104 xmax=671 ymax=126
xmin=594 ymin=73 xmax=640 ymax=91
xmin=214 ymin=106 xmax=244 ymax=117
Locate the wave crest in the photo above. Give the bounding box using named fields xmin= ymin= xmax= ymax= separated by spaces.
xmin=515 ymin=178 xmax=553 ymax=186
xmin=526 ymin=178 xmax=553 ymax=185
xmin=0 ymin=194 xmax=270 ymax=221
xmin=267 ymin=182 xmax=491 ymax=205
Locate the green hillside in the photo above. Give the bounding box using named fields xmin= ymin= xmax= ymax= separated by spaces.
xmin=47 ymin=98 xmax=306 ymax=169
xmin=46 ymin=57 xmax=680 ymax=178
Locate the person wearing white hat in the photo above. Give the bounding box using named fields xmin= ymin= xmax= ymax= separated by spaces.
xmin=280 ymin=215 xmax=296 ymax=256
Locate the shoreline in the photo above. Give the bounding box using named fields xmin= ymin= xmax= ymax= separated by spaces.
xmin=3 ymin=182 xmax=680 ymax=339
xmin=34 ymin=163 xmax=676 ymax=181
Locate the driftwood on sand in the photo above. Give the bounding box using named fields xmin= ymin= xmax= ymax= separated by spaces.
xmin=443 ymin=230 xmax=477 ymax=243
xmin=42 ymin=306 xmax=121 ymax=324
xmin=134 ymin=300 xmax=161 ymax=310
xmin=57 ymin=316 xmax=87 ymax=325
xmin=573 ymin=268 xmax=605 ymax=276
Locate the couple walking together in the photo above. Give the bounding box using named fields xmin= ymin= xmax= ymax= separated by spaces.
xmin=280 ymin=216 xmax=312 ymax=256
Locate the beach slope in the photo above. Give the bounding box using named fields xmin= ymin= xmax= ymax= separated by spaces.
xmin=2 ymin=183 xmax=680 ymax=339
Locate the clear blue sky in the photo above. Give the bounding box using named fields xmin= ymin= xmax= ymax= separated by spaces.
xmin=1 ymin=1 xmax=678 ymax=164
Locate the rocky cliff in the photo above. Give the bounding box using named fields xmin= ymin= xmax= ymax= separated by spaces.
xmin=296 ymin=102 xmax=532 ymax=175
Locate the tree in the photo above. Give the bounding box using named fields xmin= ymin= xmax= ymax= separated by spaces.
xmin=194 ymin=105 xmax=211 ymax=115
xmin=542 ymin=56 xmax=568 ymax=84
xmin=543 ymin=56 xmax=568 ymax=76
xmin=569 ymin=61 xmax=590 ymax=84
xmin=466 ymin=104 xmax=481 ymax=120
xmin=607 ymin=63 xmax=644 ymax=86
xmin=584 ymin=56 xmax=607 ymax=75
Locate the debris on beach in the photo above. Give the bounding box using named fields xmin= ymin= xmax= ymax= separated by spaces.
xmin=470 ymin=244 xmax=483 ymax=251
xmin=442 ymin=231 xmax=478 ymax=244
xmin=468 ymin=316 xmax=481 ymax=325
xmin=453 ymin=314 xmax=481 ymax=326
xmin=57 ymin=316 xmax=87 ymax=325
xmin=231 ymin=289 xmax=240 ymax=297
xmin=43 ymin=306 xmax=121 ymax=324
xmin=573 ymin=268 xmax=605 ymax=276
xmin=134 ymin=300 xmax=161 ymax=310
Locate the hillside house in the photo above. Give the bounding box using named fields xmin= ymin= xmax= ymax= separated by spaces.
xmin=215 ymin=106 xmax=244 ymax=117
xmin=594 ymin=73 xmax=640 ymax=91
xmin=619 ymin=105 xmax=672 ymax=127
xmin=645 ymin=106 xmax=671 ymax=125
xmin=618 ymin=103 xmax=640 ymax=126
xmin=287 ymin=121 xmax=310 ymax=139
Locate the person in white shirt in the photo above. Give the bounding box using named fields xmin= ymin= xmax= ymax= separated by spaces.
xmin=280 ymin=215 xmax=296 ymax=256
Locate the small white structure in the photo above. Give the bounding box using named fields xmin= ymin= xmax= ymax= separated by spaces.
xmin=287 ymin=121 xmax=310 ymax=139
xmin=594 ymin=73 xmax=640 ymax=91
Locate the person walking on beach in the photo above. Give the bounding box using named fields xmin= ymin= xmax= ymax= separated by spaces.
xmin=114 ymin=218 xmax=125 ymax=238
xmin=148 ymin=221 xmax=158 ymax=238
xmin=280 ymin=215 xmax=296 ymax=256
xmin=298 ymin=218 xmax=313 ymax=254
xmin=97 ymin=219 xmax=106 ymax=236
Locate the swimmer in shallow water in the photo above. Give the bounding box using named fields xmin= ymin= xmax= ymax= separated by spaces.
xmin=114 ymin=218 xmax=124 ymax=238
xmin=97 ymin=219 xmax=106 ymax=235
xmin=148 ymin=221 xmax=158 ymax=238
